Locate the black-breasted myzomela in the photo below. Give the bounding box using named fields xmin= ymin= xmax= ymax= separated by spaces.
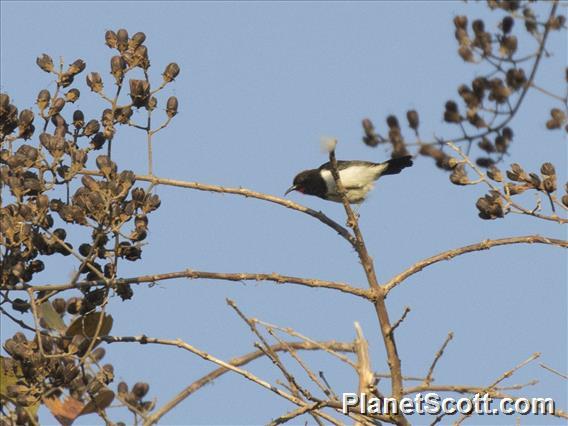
xmin=285 ymin=156 xmax=413 ymax=204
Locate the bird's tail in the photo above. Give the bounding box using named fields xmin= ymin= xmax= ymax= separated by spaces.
xmin=380 ymin=155 xmax=413 ymax=176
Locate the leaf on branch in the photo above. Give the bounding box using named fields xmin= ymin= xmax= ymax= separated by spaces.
xmin=39 ymin=301 xmax=67 ymax=332
xmin=44 ymin=395 xmax=84 ymax=426
xmin=80 ymin=389 xmax=115 ymax=415
xmin=66 ymin=312 xmax=113 ymax=339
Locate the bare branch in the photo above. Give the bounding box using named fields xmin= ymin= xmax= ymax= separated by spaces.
xmin=539 ymin=363 xmax=568 ymax=380
xmin=423 ymin=332 xmax=454 ymax=387
xmin=385 ymin=235 xmax=568 ymax=293
xmin=100 ymin=334 xmax=346 ymax=426
xmin=17 ymin=268 xmax=371 ymax=299
xmin=80 ymin=169 xmax=356 ymax=246
xmin=146 ymin=339 xmax=354 ymax=425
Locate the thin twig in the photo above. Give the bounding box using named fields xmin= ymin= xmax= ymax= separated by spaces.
xmin=539 ymin=363 xmax=568 ymax=380
xmin=423 ymin=332 xmax=454 ymax=387
xmin=144 ymin=340 xmax=354 ymax=425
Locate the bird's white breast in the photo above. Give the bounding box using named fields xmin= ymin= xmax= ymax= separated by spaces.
xmin=320 ymin=164 xmax=387 ymax=203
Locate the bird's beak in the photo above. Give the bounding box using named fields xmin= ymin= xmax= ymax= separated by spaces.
xmin=284 ymin=185 xmax=297 ymax=196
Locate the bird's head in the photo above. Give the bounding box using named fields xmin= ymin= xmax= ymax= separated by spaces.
xmin=285 ymin=169 xmax=324 ymax=197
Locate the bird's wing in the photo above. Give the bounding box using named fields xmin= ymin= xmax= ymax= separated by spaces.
xmin=319 ymin=161 xmax=387 ymax=188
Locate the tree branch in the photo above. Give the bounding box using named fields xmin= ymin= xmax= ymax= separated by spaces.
xmin=385 ymin=235 xmax=568 ymax=293
xmin=80 ymin=170 xmax=356 ymax=246
xmin=18 ymin=269 xmax=371 ymax=299
xmin=326 ymin=146 xmax=407 ymax=425
xmin=143 ymin=339 xmax=355 ymax=425
xmin=100 ymin=335 xmax=347 ymax=426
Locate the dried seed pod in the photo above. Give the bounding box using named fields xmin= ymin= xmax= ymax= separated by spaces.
xmin=129 ymin=79 xmax=150 ymax=108
xmin=146 ymin=96 xmax=157 ymax=111
xmin=454 ymin=16 xmax=468 ymax=29
xmin=68 ymin=59 xmax=86 ymax=75
xmin=476 ymin=192 xmax=504 ymax=220
xmin=528 ymin=173 xmax=541 ymax=188
xmin=110 ymin=55 xmax=126 ymax=83
xmin=524 ymin=8 xmax=537 ymax=34
xmin=36 ymin=89 xmax=51 ymax=111
xmin=541 ymin=163 xmax=556 ymax=176
xmin=458 ymin=46 xmax=474 ymax=62
xmin=130 ymin=45 xmax=150 ymax=69
xmin=78 ymin=243 xmax=92 ymax=257
xmin=406 ymin=110 xmax=419 ymax=130
xmin=494 ymin=135 xmax=508 ymax=153
xmin=548 ymin=15 xmax=566 ymax=30
xmin=499 ymin=35 xmax=517 ymax=58
xmin=500 ymin=16 xmax=514 ymax=34
xmin=562 ymin=195 xmax=568 ymax=208
xmin=84 ymin=119 xmax=100 ymax=136
xmin=467 ymin=111 xmax=487 ymax=128
xmin=101 ymin=108 xmax=114 ymax=127
xmin=116 ymin=283 xmax=134 ymax=300
xmin=116 ymin=28 xmax=129 ymax=52
xmin=65 ymin=88 xmax=80 ymax=103
xmin=129 ymin=31 xmax=146 ymax=49
xmin=386 ymin=115 xmax=400 ymax=130
xmin=472 ymin=19 xmax=485 ymax=35
xmin=132 ymin=382 xmax=149 ymax=399
xmin=0 ymin=93 xmax=10 ymax=113
xmin=86 ymin=72 xmax=104 ymax=93
xmin=114 ymin=106 xmax=133 ymax=124
xmin=546 ymin=108 xmax=566 ymax=130
xmin=36 ymin=54 xmax=54 ymax=73
xmin=90 ymin=132 xmax=106 ymax=150
xmin=66 ymin=297 xmax=82 ymax=315
xmin=162 ymin=62 xmax=180 ymax=82
xmin=543 ymin=177 xmax=557 ymax=193
xmin=129 ymin=228 xmax=147 ymax=242
xmin=48 ymin=98 xmax=65 ymax=116
xmin=450 ymin=164 xmax=470 ymax=185
xmin=143 ymin=194 xmax=161 ymax=213
xmin=92 ymin=347 xmax=106 ymax=362
xmin=131 ymin=187 xmax=145 ymax=203
xmin=73 ymin=110 xmax=85 ymax=128
xmin=506 ymin=68 xmax=526 ymax=91
xmin=505 ymin=183 xmax=527 ymax=195
xmin=444 ymin=101 xmax=461 ymax=123
xmin=96 ymin=155 xmax=117 ymax=178
xmin=488 ymin=79 xmax=511 ymax=103
xmin=18 ymin=109 xmax=34 ymax=129
xmin=166 ymin=96 xmax=178 ymax=118
xmin=105 ymin=30 xmax=118 ymax=48
xmin=361 ymin=118 xmax=379 ymax=147
xmin=476 ymin=157 xmax=494 ymax=168
xmin=487 ymin=166 xmax=503 ymax=182
xmin=118 ymin=382 xmax=129 ymax=395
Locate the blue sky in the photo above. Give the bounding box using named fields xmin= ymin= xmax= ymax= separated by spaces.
xmin=1 ymin=1 xmax=566 ymax=425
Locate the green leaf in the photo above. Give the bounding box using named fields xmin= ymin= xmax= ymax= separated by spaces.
xmin=39 ymin=301 xmax=66 ymax=332
xmin=66 ymin=312 xmax=113 ymax=339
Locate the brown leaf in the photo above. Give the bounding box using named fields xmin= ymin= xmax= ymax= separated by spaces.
xmin=44 ymin=395 xmax=84 ymax=426
xmin=80 ymin=389 xmax=115 ymax=415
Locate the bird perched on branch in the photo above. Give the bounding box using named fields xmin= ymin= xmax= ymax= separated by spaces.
xmin=285 ymin=156 xmax=413 ymax=204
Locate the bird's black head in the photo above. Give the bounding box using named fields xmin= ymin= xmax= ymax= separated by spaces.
xmin=285 ymin=169 xmax=327 ymax=198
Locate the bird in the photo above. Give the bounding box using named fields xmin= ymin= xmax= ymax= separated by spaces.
xmin=285 ymin=156 xmax=413 ymax=204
